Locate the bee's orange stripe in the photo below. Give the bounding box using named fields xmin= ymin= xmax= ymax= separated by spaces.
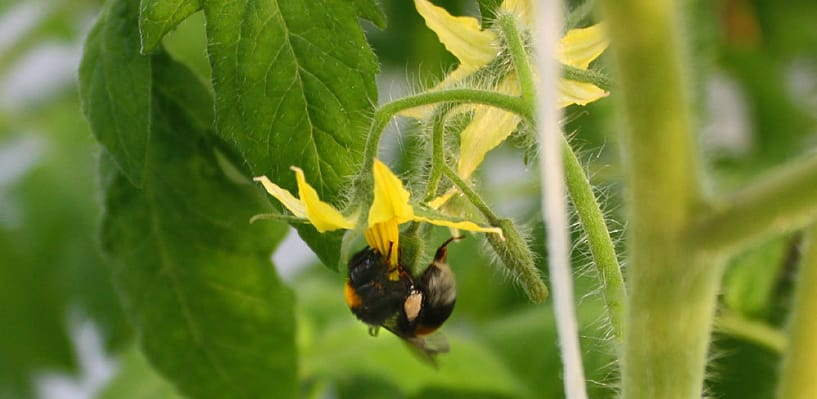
xmin=344 ymin=281 xmax=362 ymax=309
xmin=414 ymin=324 xmax=440 ymax=336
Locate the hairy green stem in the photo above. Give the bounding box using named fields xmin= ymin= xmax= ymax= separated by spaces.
xmin=498 ymin=14 xmax=537 ymax=109
xmin=504 ymin=0 xmax=626 ymax=348
xmin=777 ymin=226 xmax=817 ymax=399
xmin=690 ymin=154 xmax=817 ymax=256
xmin=562 ymin=137 xmax=626 ymax=343
xmin=441 ymin=165 xmax=501 ymax=225
xmin=600 ymin=0 xmax=717 ymax=398
xmin=358 ymin=89 xmax=530 ymax=193
xmin=562 ymin=65 xmax=613 ymax=92
xmin=505 ymin=1 xmax=626 ymax=350
xmin=423 ymin=109 xmax=449 ymax=202
xmin=444 ymin=167 xmax=549 ymax=303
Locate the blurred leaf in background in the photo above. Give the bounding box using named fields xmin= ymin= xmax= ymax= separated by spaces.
xmin=0 ymin=1 xmax=129 ymax=397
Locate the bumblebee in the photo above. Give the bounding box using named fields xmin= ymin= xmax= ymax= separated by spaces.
xmin=344 ymin=238 xmax=458 ymax=364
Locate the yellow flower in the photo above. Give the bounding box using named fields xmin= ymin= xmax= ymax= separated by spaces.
xmin=254 ymin=159 xmax=503 ymax=266
xmin=412 ymin=0 xmax=609 ymax=208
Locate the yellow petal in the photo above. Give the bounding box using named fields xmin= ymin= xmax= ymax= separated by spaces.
xmin=291 ymin=166 xmax=355 ymax=232
xmin=457 ymin=75 xmax=522 ymax=179
xmin=368 ymin=159 xmax=415 ymax=226
xmin=559 ymin=79 xmax=609 ymax=107
xmin=414 ymin=216 xmax=504 ymax=240
xmin=500 ymin=0 xmax=532 ymax=25
xmin=364 ymin=220 xmax=400 ymax=266
xmin=558 ymin=24 xmax=609 ymax=70
xmin=428 ymin=188 xmax=457 ymax=210
xmin=253 ymin=176 xmax=307 ymax=218
xmin=414 ymin=0 xmax=497 ymax=71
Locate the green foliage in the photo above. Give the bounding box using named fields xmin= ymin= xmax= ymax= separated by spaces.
xmin=201 ymin=0 xmax=379 ymax=265
xmin=79 ymin=0 xmax=152 ymax=187
xmin=139 ymin=0 xmax=202 ymax=53
xmin=97 ymin=347 xmax=181 ymax=399
xmin=98 ymin=51 xmax=295 ymax=398
xmin=723 ymin=237 xmax=789 ymax=318
xmin=0 ymin=97 xmax=129 ymax=397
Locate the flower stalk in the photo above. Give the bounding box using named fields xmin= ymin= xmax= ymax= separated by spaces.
xmin=561 ymin=136 xmax=626 ymax=342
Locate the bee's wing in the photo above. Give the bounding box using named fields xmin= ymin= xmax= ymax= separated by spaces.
xmin=411 ymin=331 xmax=450 ymax=354
xmin=388 ymin=329 xmax=450 ymax=368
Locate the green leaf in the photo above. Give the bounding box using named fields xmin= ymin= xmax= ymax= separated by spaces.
xmin=353 ymin=0 xmax=387 ymax=29
xmin=296 ymin=275 xmax=529 ymax=398
xmin=79 ymin=0 xmax=151 ymax=187
xmin=723 ymin=237 xmax=789 ymax=318
xmin=97 ymin=346 xmax=182 ymax=399
xmin=101 ymin=52 xmax=296 ymax=399
xmin=139 ymin=0 xmax=202 ymax=53
xmin=202 ymin=0 xmax=379 ymax=266
xmin=477 ymin=0 xmax=502 ymax=24
xmin=302 ymin=321 xmax=529 ymax=398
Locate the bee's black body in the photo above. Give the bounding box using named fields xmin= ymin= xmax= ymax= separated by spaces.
xmin=345 ymin=239 xmax=459 ymax=364
xmin=345 ymin=247 xmax=411 ymax=326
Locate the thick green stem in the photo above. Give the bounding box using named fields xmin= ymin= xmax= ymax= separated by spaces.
xmin=777 ymin=226 xmax=817 ymax=399
xmin=599 ymin=1 xmax=717 ymax=398
xmin=690 ymin=154 xmax=817 ymax=256
xmin=562 ymin=137 xmax=626 ymax=343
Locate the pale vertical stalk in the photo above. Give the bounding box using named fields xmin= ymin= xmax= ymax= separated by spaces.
xmin=777 ymin=226 xmax=817 ymax=399
xmin=531 ymin=2 xmax=588 ymax=398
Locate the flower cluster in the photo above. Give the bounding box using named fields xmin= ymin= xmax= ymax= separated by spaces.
xmin=411 ymin=0 xmax=609 ymax=207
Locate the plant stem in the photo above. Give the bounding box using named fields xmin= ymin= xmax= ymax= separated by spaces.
xmin=562 ymin=136 xmax=626 ymax=343
xmin=562 ymin=65 xmax=613 ymax=92
xmin=506 ymin=0 xmax=627 ymax=347
xmin=441 ymin=165 xmax=500 ymax=225
xmin=777 ymin=226 xmax=817 ymax=399
xmin=715 ymin=310 xmax=786 ymax=355
xmin=358 ymin=89 xmax=529 ymax=192
xmin=423 ymin=109 xmax=449 ymax=202
xmin=498 ymin=14 xmax=536 ymax=109
xmin=599 ymin=0 xmax=718 ymax=398
xmin=690 ymin=154 xmax=817 ymax=256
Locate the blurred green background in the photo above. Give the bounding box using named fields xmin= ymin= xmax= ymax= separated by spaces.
xmin=1 ymin=0 xmax=816 ymax=398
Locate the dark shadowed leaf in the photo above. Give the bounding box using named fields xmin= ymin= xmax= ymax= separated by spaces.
xmin=100 ymin=52 xmax=295 ymax=399
xmin=353 ymin=0 xmax=387 ymax=29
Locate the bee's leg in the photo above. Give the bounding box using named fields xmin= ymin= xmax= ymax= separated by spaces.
xmin=433 ymin=236 xmax=464 ymax=263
